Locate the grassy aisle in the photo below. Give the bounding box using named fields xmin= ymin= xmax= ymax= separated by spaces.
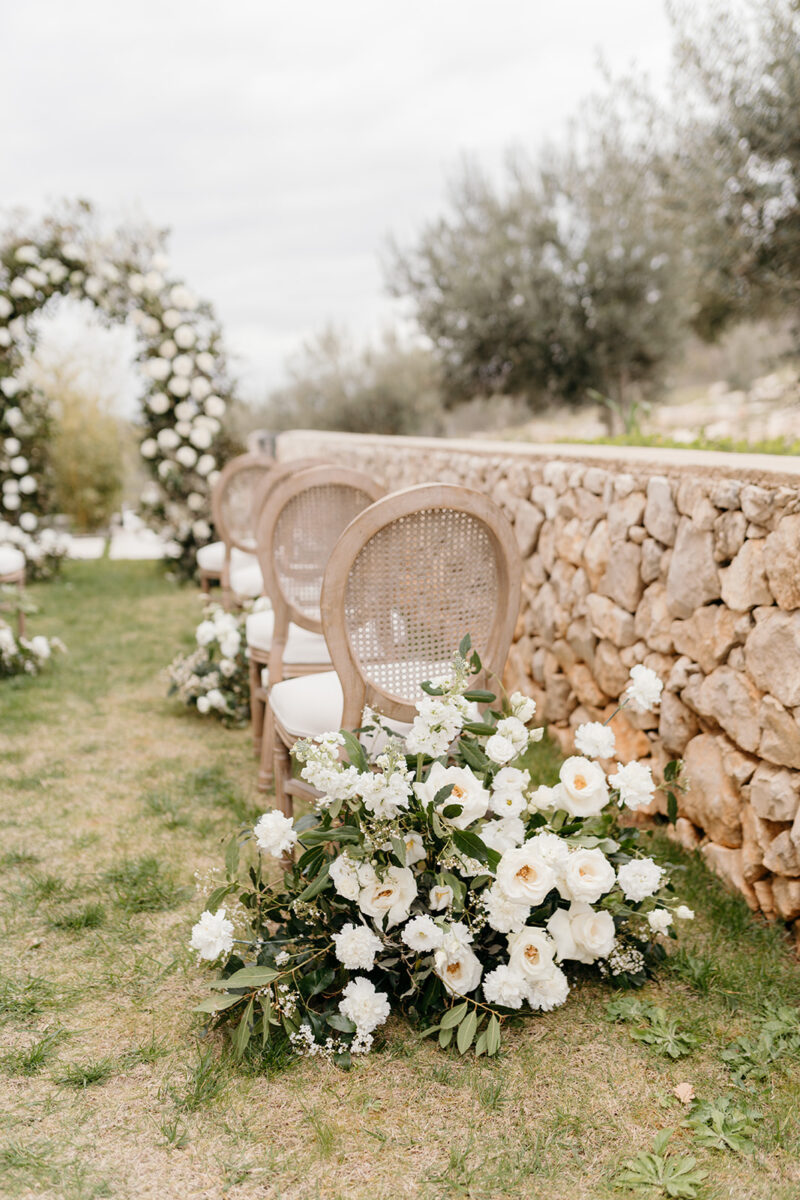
xmin=1 ymin=562 xmax=799 ymax=1200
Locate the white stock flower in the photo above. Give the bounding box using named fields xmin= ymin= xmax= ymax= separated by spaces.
xmin=480 ymin=816 xmax=525 ymax=854
xmin=617 ymin=857 xmax=663 ymax=902
xmin=547 ymin=901 xmax=616 ymax=964
xmin=507 ymin=927 xmax=556 ymax=982
xmin=648 ymin=909 xmax=673 ymax=934
xmin=490 ymin=766 xmax=530 ymax=817
xmin=625 ymin=665 xmax=663 ymax=713
xmin=219 ymin=631 xmax=241 ymax=659
xmin=414 ymin=763 xmax=489 ymax=830
xmin=358 ymin=866 xmax=417 ymax=927
xmin=560 ymin=848 xmax=615 ymax=904
xmin=496 ymin=843 xmax=556 ymax=905
xmin=429 ymin=883 xmax=454 ymax=911
xmin=333 ymin=922 xmax=383 ymax=970
xmin=675 ymin=905 xmax=695 ymax=920
xmin=206 ymin=688 xmax=226 ymax=711
xmin=401 ymin=914 xmax=444 ymax=952
xmin=526 ymin=964 xmax=570 ymax=1011
xmin=558 ymin=756 xmax=609 ymax=818
xmin=510 ymin=691 xmax=537 ymax=722
xmin=330 ymin=853 xmax=362 ymax=901
xmin=609 ymin=761 xmax=655 ymax=811
xmin=253 ymin=809 xmax=298 ymax=857
xmin=339 ymin=977 xmax=390 ymax=1033
xmin=483 ymin=883 xmax=530 ymax=933
xmin=190 ymin=907 xmax=235 ymax=960
xmin=574 ymin=722 xmax=616 ymax=759
xmin=482 ymin=964 xmax=527 ymax=1009
xmin=434 ymin=943 xmax=482 ymax=995
xmin=359 ymin=767 xmax=413 ymax=820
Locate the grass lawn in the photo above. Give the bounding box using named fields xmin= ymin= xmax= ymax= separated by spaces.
xmin=1 ymin=560 xmax=799 ymax=1200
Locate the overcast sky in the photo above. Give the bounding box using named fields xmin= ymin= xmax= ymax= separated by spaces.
xmin=2 ymin=1 xmax=674 ymax=407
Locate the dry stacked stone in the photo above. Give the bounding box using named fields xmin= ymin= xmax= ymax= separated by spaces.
xmin=277 ymin=432 xmax=800 ymax=941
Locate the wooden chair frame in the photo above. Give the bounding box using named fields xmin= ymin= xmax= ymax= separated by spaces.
xmin=205 ymin=452 xmax=273 ymax=604
xmin=256 ymin=464 xmax=386 ymax=793
xmin=0 ymin=561 xmax=26 ymax=635
xmin=271 ymin=482 xmax=522 ymax=815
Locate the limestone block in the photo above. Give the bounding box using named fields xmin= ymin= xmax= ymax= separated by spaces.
xmin=643 ymin=476 xmax=678 ymax=546
xmin=566 ymin=617 xmax=596 ymax=665
xmin=585 ymin=593 xmax=636 ymax=647
xmin=565 ymin=663 xmax=608 ymax=708
xmin=764 ymin=513 xmax=800 ymax=610
xmin=545 ymin=674 xmax=577 ymax=722
xmin=600 ymin=541 xmax=643 ymax=612
xmin=643 ymin=651 xmax=675 ymax=680
xmin=670 ymin=605 xmax=739 ymax=674
xmin=592 ymin=639 xmax=631 ymax=699
xmin=537 ymin=520 xmax=556 ymax=572
xmin=718 ymin=738 xmax=758 ymax=788
xmin=720 ymin=539 xmax=771 ymax=610
xmin=659 ymin=691 xmax=699 ymax=756
xmin=759 ymin=695 xmax=800 ymax=770
xmin=634 ymin=582 xmax=674 ymax=653
xmin=513 ymin=501 xmax=544 ymax=557
xmin=674 ymin=816 xmax=702 ymax=851
xmin=772 ymin=876 xmax=800 ymax=921
xmin=601 ymin=705 xmax=652 ymax=763
xmin=550 ymin=560 xmax=578 ymax=610
xmin=667 ymin=655 xmax=702 ymax=693
xmin=665 ymin=519 xmax=720 ymax=618
xmin=745 ymin=610 xmax=800 ymax=708
xmin=701 ymin=843 xmax=759 ymax=909
xmin=560 ymin=517 xmax=588 ymax=568
xmin=583 ymin=467 xmax=609 ymax=495
xmin=711 ymin=479 xmax=742 ymax=510
xmin=740 ymin=484 xmax=775 ymax=526
xmin=762 ymin=829 xmax=800 ymax=876
xmin=752 ymin=877 xmax=776 ymax=920
xmin=574 ymin=488 xmax=605 ymax=524
xmin=682 ymin=733 xmax=743 ymax=847
xmin=620 ymin=641 xmax=648 ymax=667
xmin=551 ymin=638 xmax=577 ymax=674
xmin=682 ymin=667 xmax=761 ymax=754
xmin=613 ymin=473 xmax=637 ymax=499
xmin=740 ymin=804 xmax=769 ymax=882
xmin=749 ymin=764 xmax=800 ymax=822
xmin=568 ymin=567 xmax=591 ymax=612
xmin=640 ymin=538 xmax=664 ymax=584
xmin=543 ymin=461 xmax=569 ymax=493
xmin=713 ymin=509 xmax=747 ymax=563
xmin=531 ymin=484 xmax=556 ymax=518
xmin=608 ymin=492 xmax=646 ymax=543
xmin=583 ymin=519 xmax=610 ymax=589
xmin=629 ymin=524 xmax=646 ymax=544
xmin=567 ymin=465 xmax=585 ymax=489
xmin=523 ymin=553 xmax=546 ymax=590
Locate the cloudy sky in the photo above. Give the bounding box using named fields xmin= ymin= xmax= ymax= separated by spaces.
xmin=2 ymin=1 xmax=674 ymax=407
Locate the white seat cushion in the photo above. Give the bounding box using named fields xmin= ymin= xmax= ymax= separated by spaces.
xmin=230 ymin=559 xmax=264 ymax=598
xmin=0 ymin=545 xmax=25 ymax=575
xmin=269 ymin=670 xmax=412 ymax=742
xmin=246 ymin=608 xmax=331 ymax=666
xmin=196 ymin=542 xmax=256 ymax=574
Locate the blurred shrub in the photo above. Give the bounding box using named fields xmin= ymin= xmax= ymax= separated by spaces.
xmin=51 ymin=386 xmax=123 ymax=531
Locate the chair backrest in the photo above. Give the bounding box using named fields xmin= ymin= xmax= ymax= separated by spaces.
xmin=321 ymin=483 xmax=521 ymax=728
xmin=256 ymin=465 xmax=386 ymax=638
xmin=248 ymin=457 xmax=327 ymax=537
xmin=210 ymin=452 xmax=274 ymax=554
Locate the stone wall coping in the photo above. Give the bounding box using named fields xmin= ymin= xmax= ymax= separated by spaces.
xmin=276 ymin=429 xmax=800 ymax=486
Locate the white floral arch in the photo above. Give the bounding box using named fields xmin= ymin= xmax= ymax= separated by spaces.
xmin=0 ymin=203 xmax=238 ymax=577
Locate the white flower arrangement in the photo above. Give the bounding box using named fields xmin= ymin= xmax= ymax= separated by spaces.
xmin=167 ymin=600 xmax=258 ymax=725
xmin=0 ymin=616 xmax=65 ymax=678
xmin=191 ymin=641 xmax=686 ymax=1066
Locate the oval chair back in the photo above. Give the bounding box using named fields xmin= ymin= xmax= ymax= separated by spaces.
xmin=210 ymin=452 xmax=274 ymax=557
xmin=320 ymin=483 xmax=522 ymax=730
xmin=248 ymin=457 xmax=327 ymax=558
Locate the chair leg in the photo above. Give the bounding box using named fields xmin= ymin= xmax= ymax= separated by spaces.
xmin=272 ymin=738 xmax=293 ymax=818
xmin=249 ymin=657 xmax=265 ymax=755
xmin=257 ymin=703 xmax=276 ymax=793
xmin=200 ymin=571 xmax=211 ymax=595
xmin=17 ymin=590 xmax=25 ymax=637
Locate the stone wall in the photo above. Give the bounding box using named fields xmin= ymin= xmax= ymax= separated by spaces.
xmin=277 ymin=430 xmax=800 ymax=936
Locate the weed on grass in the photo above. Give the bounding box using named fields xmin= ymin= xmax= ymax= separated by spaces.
xmin=0 ymin=849 xmax=39 ymax=868
xmin=50 ymin=901 xmax=106 ymax=931
xmin=1 ymin=1026 xmax=67 ymax=1075
xmin=165 ymin=1046 xmax=229 ymax=1112
xmin=56 ymin=1058 xmax=116 ymax=1089
xmin=101 ymin=855 xmax=187 ymax=913
xmin=0 ymin=973 xmax=61 ymax=1021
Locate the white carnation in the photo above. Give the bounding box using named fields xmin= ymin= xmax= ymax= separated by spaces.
xmin=339 ymin=977 xmax=390 ymax=1033
xmin=401 ymin=914 xmax=444 ymax=952
xmin=574 ymin=722 xmax=616 ymax=759
xmin=526 ymin=963 xmax=569 ymax=1011
xmin=617 ymin=857 xmax=663 ymax=902
xmin=330 ymin=853 xmax=362 ymax=901
xmin=253 ymin=809 xmax=298 ymax=857
xmin=625 ymin=665 xmax=663 ymax=713
xmin=190 ymin=907 xmax=234 ymax=960
xmin=609 ymin=761 xmax=655 ymax=811
xmin=483 ymin=883 xmax=530 ymax=933
xmin=333 ymin=922 xmax=383 ymax=970
xmin=482 ymin=964 xmax=527 ymax=1009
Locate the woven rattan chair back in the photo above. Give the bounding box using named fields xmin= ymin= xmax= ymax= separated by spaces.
xmin=321 ymin=484 xmax=521 ymax=729
xmin=210 ymin=452 xmax=274 ymax=555
xmin=256 ymin=465 xmax=386 ymax=637
xmin=248 ymin=457 xmax=326 ymax=541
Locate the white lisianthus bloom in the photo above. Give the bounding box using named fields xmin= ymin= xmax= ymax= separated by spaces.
xmin=547 ymin=901 xmax=616 ymax=964
xmin=189 ymin=424 xmax=214 ymax=450
xmin=191 ymin=376 xmax=212 ymax=401
xmin=483 ymin=883 xmax=531 ymax=933
xmin=359 ymin=866 xmax=417 ymax=927
xmin=434 ymin=944 xmax=483 ymax=995
xmin=401 ymin=913 xmax=444 ymax=952
xmin=526 ymin=963 xmax=570 ymax=1011
xmin=18 ymin=476 xmax=36 ymax=494
xmin=609 ymin=761 xmax=655 ymax=811
xmin=625 ymin=664 xmax=664 ymax=713
xmin=429 ymin=883 xmax=454 ymax=911
xmin=617 ymin=857 xmax=663 ymax=902
xmin=339 ymin=977 xmax=390 ymax=1033
xmin=140 ymin=438 xmax=158 ymax=459
xmin=648 ymin=908 xmax=673 ymax=934
xmin=190 ymin=907 xmax=235 ymax=960
xmin=254 ymin=808 xmax=298 ymax=857
xmin=507 ymin=927 xmax=556 ymax=982
xmin=162 ymin=308 xmax=182 ymax=330
xmin=482 ymin=964 xmax=527 ymax=1009
xmin=510 ymin=691 xmax=537 ymax=722
xmin=145 ymin=357 xmax=171 ymax=382
xmin=414 ymin=762 xmax=490 ymax=830
xmin=159 ymin=338 xmax=177 ymax=359
xmin=485 ymin=732 xmax=516 ymax=765
xmin=205 ymin=395 xmax=227 ymax=418
xmin=480 ymin=816 xmax=525 ymax=854
xmin=174 ymin=323 xmax=196 ymax=349
xmin=402 ymin=831 xmax=427 ymax=866
xmin=171 ymin=353 xmax=194 ymax=377
xmin=675 ymin=905 xmax=695 ymax=920
xmin=574 ymin=722 xmax=616 ymax=759
xmin=330 ymin=853 xmax=362 ymax=901
xmin=496 ymin=844 xmax=556 ymax=905
xmin=168 ymin=375 xmax=191 ymax=397
xmin=30 ymin=635 xmax=51 ymax=660
xmin=332 ymin=922 xmax=383 ymax=971
xmin=560 ymin=848 xmax=615 ymax=904
xmin=0 ymin=296 xmax=13 ymax=319
xmin=196 ymin=351 xmax=215 ymax=373
xmin=175 ymin=445 xmax=198 ymax=469
xmin=558 ymin=756 xmax=609 ymax=818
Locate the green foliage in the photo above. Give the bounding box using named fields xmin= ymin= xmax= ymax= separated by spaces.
xmin=684 ymin=1096 xmax=762 ymax=1155
xmin=48 ymin=383 xmax=124 ymax=532
xmin=101 ymin=855 xmax=187 ymax=914
xmin=56 ymin=1057 xmax=115 ymax=1088
xmin=1 ymin=1026 xmax=66 ymax=1075
xmin=615 ymin=1131 xmax=708 ymax=1198
xmin=605 ymin=997 xmax=699 ymax=1058
xmin=50 ymin=901 xmax=106 ymax=931
xmin=721 ymin=1004 xmax=800 ymax=1085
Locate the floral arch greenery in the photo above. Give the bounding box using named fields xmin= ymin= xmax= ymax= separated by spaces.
xmin=0 ymin=202 xmax=239 ymax=578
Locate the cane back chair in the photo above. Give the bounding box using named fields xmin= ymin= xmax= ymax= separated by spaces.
xmin=0 ymin=545 xmax=26 ymax=634
xmin=268 ymin=483 xmax=521 ymax=815
xmin=196 ymin=452 xmax=273 ymax=602
xmin=256 ymin=464 xmax=386 ymax=792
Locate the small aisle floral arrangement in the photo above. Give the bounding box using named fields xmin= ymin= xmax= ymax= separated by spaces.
xmin=167 ymin=600 xmax=263 ymax=725
xmin=190 ymin=639 xmax=691 ymax=1066
xmin=0 ymin=618 xmax=64 ymax=678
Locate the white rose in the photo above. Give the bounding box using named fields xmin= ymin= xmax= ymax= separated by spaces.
xmin=191 ymin=376 xmax=212 ymax=401
xmin=491 ymin=766 xmax=530 ymax=814
xmin=330 ymin=853 xmax=362 ymax=901
xmin=174 ymin=323 xmax=196 ymax=349
xmin=482 ymin=964 xmax=527 ymax=1008
xmin=574 ymin=721 xmax=616 ymax=759
xmin=0 ymin=296 xmax=13 ymax=319
xmin=339 ymin=977 xmax=390 ymax=1033
xmin=676 ymin=905 xmax=695 ymax=921
xmin=483 ymin=883 xmax=531 ymax=933
xmin=429 ymin=883 xmax=454 ymax=911
xmin=205 ymin=395 xmax=226 ymax=418
xmin=558 ymin=756 xmax=609 ymax=818
xmin=414 ymin=762 xmax=489 ymax=830
xmin=547 ymin=901 xmax=616 ymax=964
xmin=189 ymin=907 xmax=234 ymax=960
xmin=496 ymin=843 xmax=556 ymax=905
xmin=18 ymin=476 xmax=36 ymax=494
xmin=510 ymin=691 xmax=537 ymax=722
xmin=648 ymin=908 xmax=673 ymax=934
xmin=148 ymin=391 xmax=171 ymax=415
xmin=196 ymin=351 xmax=215 ymax=373
xmin=196 ymin=619 xmax=216 ymax=647
xmin=507 ymin=927 xmax=556 ymax=982
xmin=253 ymin=808 xmax=298 ymax=857
xmin=358 ymin=866 xmax=417 ymax=928
xmin=617 ymin=857 xmax=663 ymax=902
xmin=434 ymin=944 xmax=483 ymax=995
xmin=560 ymin=847 xmax=615 ymax=904
xmin=162 ymin=308 xmax=182 ymax=330
xmin=206 ymin=688 xmax=226 ymax=711
xmin=333 ymin=922 xmax=383 ymax=971
xmin=485 ymin=733 xmax=516 ymax=765
xmin=625 ymin=664 xmax=663 ymax=713
xmin=610 ymin=761 xmax=655 ymax=811
xmin=526 ymin=963 xmax=569 ymax=1011
xmin=480 ymin=816 xmax=525 ymax=854
xmin=192 ymin=519 xmax=211 ymax=540
xmin=140 ymin=438 xmax=158 ymax=459
xmin=401 ymin=914 xmax=444 ymax=952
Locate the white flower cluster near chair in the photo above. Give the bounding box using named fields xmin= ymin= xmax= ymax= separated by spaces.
xmin=167 ymin=599 xmax=269 ymax=725
xmin=191 ymin=644 xmax=690 ymax=1066
xmin=0 ymin=619 xmax=64 ymax=678
xmin=0 ymin=204 xmax=237 ymax=578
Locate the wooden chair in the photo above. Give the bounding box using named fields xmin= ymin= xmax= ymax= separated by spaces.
xmin=196 ymin=452 xmax=273 ymax=603
xmin=254 ymin=465 xmax=386 ymax=792
xmin=268 ymin=483 xmax=522 ymax=816
xmin=0 ymin=545 xmax=26 ymax=634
